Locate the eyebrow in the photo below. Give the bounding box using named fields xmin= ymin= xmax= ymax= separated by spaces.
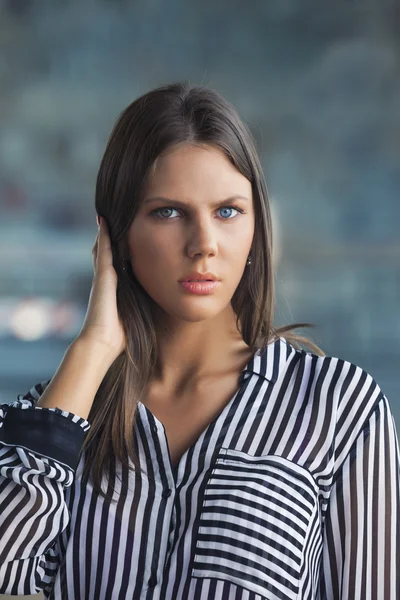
xmin=143 ymin=195 xmax=249 ymax=207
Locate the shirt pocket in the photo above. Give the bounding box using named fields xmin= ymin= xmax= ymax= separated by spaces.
xmin=191 ymin=448 xmax=319 ymax=600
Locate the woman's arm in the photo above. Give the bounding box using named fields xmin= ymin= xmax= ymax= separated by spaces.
xmin=320 ymin=394 xmax=400 ymax=599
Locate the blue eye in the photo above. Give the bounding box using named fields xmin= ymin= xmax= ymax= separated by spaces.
xmin=151 ymin=206 xmax=244 ymax=220
xmin=152 ymin=207 xmax=179 ymax=219
xmin=219 ymin=207 xmax=240 ymax=219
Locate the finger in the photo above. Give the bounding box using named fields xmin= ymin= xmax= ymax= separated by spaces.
xmin=92 ymin=232 xmax=99 ymax=271
xmin=92 ymin=236 xmax=99 ymax=256
xmin=96 ymin=218 xmax=113 ymax=271
xmin=92 ymin=243 xmax=98 ymax=272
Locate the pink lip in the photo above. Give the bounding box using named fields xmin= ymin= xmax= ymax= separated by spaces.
xmin=180 ymin=271 xmax=219 ymax=282
xmin=179 ymin=281 xmax=221 ymax=294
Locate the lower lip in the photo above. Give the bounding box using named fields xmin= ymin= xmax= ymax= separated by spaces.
xmin=179 ymin=281 xmax=221 ymax=294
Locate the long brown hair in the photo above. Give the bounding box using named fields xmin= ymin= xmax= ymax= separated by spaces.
xmin=80 ymin=81 xmax=324 ymax=503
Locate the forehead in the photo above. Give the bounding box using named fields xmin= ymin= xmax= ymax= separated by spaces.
xmin=144 ymin=143 xmax=251 ymax=195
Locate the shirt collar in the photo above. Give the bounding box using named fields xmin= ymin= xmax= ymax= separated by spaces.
xmin=239 ymin=336 xmax=295 ymax=384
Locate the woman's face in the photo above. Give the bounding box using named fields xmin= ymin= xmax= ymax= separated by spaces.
xmin=127 ymin=143 xmax=255 ymax=324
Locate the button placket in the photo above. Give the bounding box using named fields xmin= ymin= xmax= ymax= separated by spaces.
xmin=148 ymin=573 xmax=157 ymax=587
xmin=162 ymin=487 xmax=172 ymax=499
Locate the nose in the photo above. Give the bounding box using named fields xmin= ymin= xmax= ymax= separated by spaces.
xmin=186 ymin=218 xmax=218 ymax=260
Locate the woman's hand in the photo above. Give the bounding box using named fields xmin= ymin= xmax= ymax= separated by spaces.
xmin=77 ymin=216 xmax=127 ymax=362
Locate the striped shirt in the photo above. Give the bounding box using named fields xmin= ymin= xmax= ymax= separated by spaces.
xmin=0 ymin=336 xmax=399 ymax=599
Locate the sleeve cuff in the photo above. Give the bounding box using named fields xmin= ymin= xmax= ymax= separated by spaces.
xmin=0 ymin=403 xmax=91 ymax=472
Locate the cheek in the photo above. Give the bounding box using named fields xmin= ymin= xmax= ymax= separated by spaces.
xmin=128 ymin=231 xmax=173 ymax=276
xmin=230 ymin=236 xmax=253 ymax=262
xmin=129 ymin=223 xmax=155 ymax=255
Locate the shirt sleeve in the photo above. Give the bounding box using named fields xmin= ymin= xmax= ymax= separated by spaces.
xmin=320 ymin=393 xmax=400 ymax=599
xmin=0 ymin=380 xmax=91 ymax=595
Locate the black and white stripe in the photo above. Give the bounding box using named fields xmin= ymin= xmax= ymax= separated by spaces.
xmin=0 ymin=337 xmax=399 ymax=599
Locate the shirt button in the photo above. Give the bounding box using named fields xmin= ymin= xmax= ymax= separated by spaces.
xmin=148 ymin=574 xmax=157 ymax=587
xmin=162 ymin=488 xmax=172 ymax=499
xmin=151 ymin=425 xmax=158 ymax=435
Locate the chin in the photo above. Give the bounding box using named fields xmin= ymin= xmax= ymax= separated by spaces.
xmin=174 ymin=307 xmax=223 ymax=323
xmin=156 ymin=299 xmax=226 ymax=323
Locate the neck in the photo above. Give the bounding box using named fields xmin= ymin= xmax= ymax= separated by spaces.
xmin=150 ymin=304 xmax=250 ymax=396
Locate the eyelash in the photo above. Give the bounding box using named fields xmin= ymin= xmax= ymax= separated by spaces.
xmin=150 ymin=205 xmax=245 ymax=221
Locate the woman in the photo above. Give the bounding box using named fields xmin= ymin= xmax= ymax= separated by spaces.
xmin=0 ymin=81 xmax=399 ymax=599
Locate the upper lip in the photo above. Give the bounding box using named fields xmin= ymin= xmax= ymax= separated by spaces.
xmin=179 ymin=272 xmax=219 ymax=282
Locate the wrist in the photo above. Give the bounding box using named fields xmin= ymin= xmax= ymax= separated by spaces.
xmin=71 ymin=335 xmax=120 ymax=369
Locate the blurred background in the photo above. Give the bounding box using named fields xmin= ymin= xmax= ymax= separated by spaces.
xmin=0 ymin=1 xmax=399 ymax=596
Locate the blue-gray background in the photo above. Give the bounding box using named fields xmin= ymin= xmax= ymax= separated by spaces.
xmin=0 ymin=1 xmax=399 ymax=597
